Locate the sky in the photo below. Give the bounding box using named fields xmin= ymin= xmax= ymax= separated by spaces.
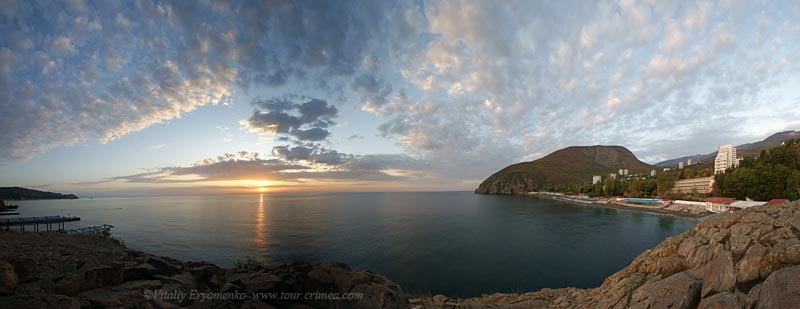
xmin=1 ymin=0 xmax=800 ymax=196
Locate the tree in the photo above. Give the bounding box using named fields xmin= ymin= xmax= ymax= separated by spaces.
xmin=713 ymin=139 xmax=800 ymax=201
xmin=656 ymin=173 xmax=676 ymax=197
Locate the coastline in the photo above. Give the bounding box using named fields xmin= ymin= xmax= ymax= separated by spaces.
xmin=530 ymin=192 xmax=712 ymax=220
xmin=2 ymin=201 xmax=798 ymax=308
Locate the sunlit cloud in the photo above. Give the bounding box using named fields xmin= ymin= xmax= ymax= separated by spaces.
xmin=2 ymin=0 xmax=800 ymax=192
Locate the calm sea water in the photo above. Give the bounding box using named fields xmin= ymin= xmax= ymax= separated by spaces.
xmin=9 ymin=192 xmax=695 ymax=297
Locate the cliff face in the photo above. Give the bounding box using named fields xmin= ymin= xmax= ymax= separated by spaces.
xmin=415 ymin=200 xmax=800 ymax=308
xmin=475 ymin=145 xmax=654 ymax=195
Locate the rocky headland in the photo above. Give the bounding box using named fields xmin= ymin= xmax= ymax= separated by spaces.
xmin=0 ymin=187 xmax=79 ymax=200
xmin=475 ymin=145 xmax=654 ymax=195
xmin=1 ymin=200 xmax=799 ymax=308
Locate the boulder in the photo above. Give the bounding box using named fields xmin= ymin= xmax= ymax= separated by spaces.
xmin=728 ymin=233 xmax=752 ymax=258
xmin=147 ymin=257 xmax=183 ymax=276
xmin=628 ymin=271 xmax=701 ymax=309
xmin=189 ymin=264 xmax=223 ymax=283
xmin=697 ymin=291 xmax=746 ymax=309
xmin=737 ymin=243 xmax=767 ymax=283
xmin=0 ymin=259 xmax=18 ymax=295
xmin=240 ymin=272 xmax=282 ymax=294
xmin=752 ymin=266 xmax=800 ymax=308
xmin=779 ymin=242 xmax=800 ymax=264
xmin=123 ymin=263 xmax=157 ymax=281
xmin=56 ymin=263 xmax=124 ymax=296
xmin=702 ymin=251 xmax=736 ymax=296
xmin=77 ymin=280 xmax=162 ymax=308
xmin=0 ymin=293 xmax=80 ymax=309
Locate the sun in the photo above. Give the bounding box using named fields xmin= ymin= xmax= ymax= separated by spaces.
xmin=258 ymin=187 xmax=267 ymax=192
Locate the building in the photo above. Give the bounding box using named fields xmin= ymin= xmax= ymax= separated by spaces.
xmin=592 ymin=175 xmax=602 ymax=184
xmin=650 ymin=169 xmax=656 ymax=177
xmin=618 ymin=169 xmax=624 ymax=175
xmin=706 ymin=197 xmax=736 ymax=213
xmin=714 ymin=144 xmax=739 ymax=174
xmin=669 ymin=176 xmax=715 ymax=195
xmin=623 ymin=169 xmax=629 ymax=175
xmin=687 ymin=159 xmax=693 ymax=165
xmin=609 ymin=173 xmax=617 ymax=179
xmin=730 ymin=200 xmax=767 ymax=210
xmin=663 ymin=168 xmax=671 ymax=172
xmin=764 ymin=199 xmax=789 ymax=206
xmin=679 ymin=162 xmax=684 ymax=169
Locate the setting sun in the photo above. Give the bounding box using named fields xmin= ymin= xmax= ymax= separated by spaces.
xmin=258 ymin=187 xmax=267 ymax=192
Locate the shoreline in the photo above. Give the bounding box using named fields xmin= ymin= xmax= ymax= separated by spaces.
xmin=530 ymin=193 xmax=711 ymax=220
xmin=0 ymin=231 xmax=406 ymax=308
xmin=1 ymin=200 xmax=798 ymax=308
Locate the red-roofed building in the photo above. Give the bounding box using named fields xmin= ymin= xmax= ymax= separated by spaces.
xmin=706 ymin=197 xmax=736 ymax=204
xmin=706 ymin=197 xmax=737 ymax=213
xmin=764 ymin=199 xmax=789 ymax=206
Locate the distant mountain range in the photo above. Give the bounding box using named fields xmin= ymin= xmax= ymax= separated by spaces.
xmin=475 ymin=145 xmax=654 ymax=195
xmin=655 ymin=130 xmax=800 ymax=167
xmin=0 ymin=187 xmax=79 ymax=200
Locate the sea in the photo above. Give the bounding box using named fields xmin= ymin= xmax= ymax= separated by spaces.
xmin=8 ymin=191 xmax=696 ymax=298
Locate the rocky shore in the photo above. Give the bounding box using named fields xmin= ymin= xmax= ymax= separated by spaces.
xmin=0 ymin=232 xmax=406 ymax=308
xmin=2 ymin=200 xmax=799 ymax=308
xmin=413 ymin=200 xmax=800 ymax=308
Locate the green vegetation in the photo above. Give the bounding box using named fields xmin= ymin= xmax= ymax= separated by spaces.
xmin=714 ymin=139 xmax=800 ymax=201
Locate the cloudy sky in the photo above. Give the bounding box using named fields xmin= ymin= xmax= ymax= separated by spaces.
xmin=1 ymin=0 xmax=799 ymax=196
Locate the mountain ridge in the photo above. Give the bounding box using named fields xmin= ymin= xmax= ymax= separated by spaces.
xmin=655 ymin=130 xmax=800 ymax=166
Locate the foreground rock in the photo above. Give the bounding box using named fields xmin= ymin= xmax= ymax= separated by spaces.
xmin=413 ymin=200 xmax=800 ymax=308
xmin=0 ymin=232 xmax=406 ymax=308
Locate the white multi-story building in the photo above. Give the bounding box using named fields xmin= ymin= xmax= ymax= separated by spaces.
xmin=650 ymin=169 xmax=656 ymax=177
xmin=592 ymin=175 xmax=602 ymax=184
xmin=714 ymin=144 xmax=739 ymax=174
xmin=687 ymin=158 xmax=693 ymax=165
xmin=679 ymin=162 xmax=684 ymax=169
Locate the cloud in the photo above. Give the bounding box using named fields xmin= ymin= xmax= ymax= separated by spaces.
xmin=0 ymin=0 xmax=422 ymax=161
xmin=4 ymin=0 xmax=800 ymax=190
xmin=109 ymin=149 xmax=429 ymax=185
xmin=367 ymin=0 xmax=800 ymax=174
xmin=242 ymin=97 xmax=338 ymax=141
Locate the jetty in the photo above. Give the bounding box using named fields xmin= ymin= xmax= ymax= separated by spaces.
xmin=0 ymin=215 xmax=80 ymax=232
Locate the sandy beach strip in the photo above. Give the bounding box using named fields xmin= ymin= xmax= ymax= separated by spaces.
xmin=533 ymin=193 xmax=710 ymax=219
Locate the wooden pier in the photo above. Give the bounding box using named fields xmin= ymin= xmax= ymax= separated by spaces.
xmin=0 ymin=216 xmax=81 ymax=232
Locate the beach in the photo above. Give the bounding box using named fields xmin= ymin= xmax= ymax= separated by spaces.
xmin=530 ymin=192 xmax=713 ymax=219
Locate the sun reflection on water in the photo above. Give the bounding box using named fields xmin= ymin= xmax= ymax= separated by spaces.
xmin=255 ymin=194 xmax=267 ymax=251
